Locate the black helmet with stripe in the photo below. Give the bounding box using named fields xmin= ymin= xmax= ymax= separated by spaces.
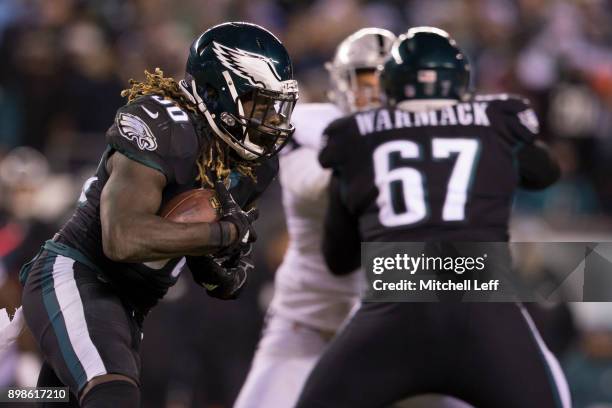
xmin=181 ymin=22 xmax=299 ymax=160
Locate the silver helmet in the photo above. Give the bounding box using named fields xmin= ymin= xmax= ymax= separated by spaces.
xmin=326 ymin=28 xmax=396 ymax=113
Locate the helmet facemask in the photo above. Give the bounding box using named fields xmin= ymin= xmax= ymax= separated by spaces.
xmin=328 ymin=66 xmax=382 ymax=113
xmin=183 ymin=22 xmax=300 ymax=161
xmin=223 ymin=86 xmax=297 ymax=160
xmin=326 ymin=28 xmax=397 ymax=113
xmin=180 ymin=76 xmax=298 ymax=161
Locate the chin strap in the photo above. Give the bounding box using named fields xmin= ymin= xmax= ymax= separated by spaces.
xmin=179 ymin=79 xmax=258 ymax=161
xmin=178 ymin=78 xmax=207 ymax=114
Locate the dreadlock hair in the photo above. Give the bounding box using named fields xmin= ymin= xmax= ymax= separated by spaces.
xmin=121 ymin=68 xmax=257 ymax=187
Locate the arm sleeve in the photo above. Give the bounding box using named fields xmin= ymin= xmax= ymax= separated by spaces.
xmin=517 ymin=141 xmax=561 ymax=190
xmin=487 ymin=95 xmax=540 ymax=147
xmin=106 ymin=97 xmax=200 ymax=185
xmin=322 ymin=175 xmax=361 ymax=275
xmin=486 ymin=95 xmax=560 ymax=189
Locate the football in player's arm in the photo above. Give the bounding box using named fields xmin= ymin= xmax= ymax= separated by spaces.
xmin=17 ymin=22 xmax=298 ymax=407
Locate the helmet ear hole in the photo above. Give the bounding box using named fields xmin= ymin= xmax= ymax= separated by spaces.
xmin=220 ymin=112 xmax=237 ymax=127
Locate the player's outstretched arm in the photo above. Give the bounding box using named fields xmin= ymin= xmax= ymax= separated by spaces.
xmin=488 ymin=96 xmax=561 ymax=190
xmin=100 ymin=152 xmax=237 ymax=262
xmin=517 ymin=141 xmax=561 ymax=190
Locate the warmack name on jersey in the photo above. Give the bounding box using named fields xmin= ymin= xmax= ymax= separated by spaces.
xmin=355 ymin=102 xmax=491 ymax=136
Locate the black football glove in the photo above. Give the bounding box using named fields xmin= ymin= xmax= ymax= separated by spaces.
xmin=187 ymin=251 xmax=253 ymax=300
xmin=215 ymin=180 xmax=258 ymax=256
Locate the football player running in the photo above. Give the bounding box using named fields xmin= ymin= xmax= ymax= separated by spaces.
xmin=295 ymin=27 xmax=570 ymax=408
xmin=18 ymin=22 xmax=298 ymax=407
xmin=234 ymin=28 xmax=396 ymax=408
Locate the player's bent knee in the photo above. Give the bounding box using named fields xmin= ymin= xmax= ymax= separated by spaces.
xmin=80 ymin=374 xmax=139 ymax=408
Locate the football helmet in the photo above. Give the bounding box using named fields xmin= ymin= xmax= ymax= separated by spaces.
xmin=326 ymin=28 xmax=396 ymax=113
xmin=380 ymin=27 xmax=470 ymax=104
xmin=181 ymin=22 xmax=299 ymax=160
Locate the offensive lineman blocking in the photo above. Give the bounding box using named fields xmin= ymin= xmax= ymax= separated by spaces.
xmin=296 ymin=27 xmax=570 ymax=408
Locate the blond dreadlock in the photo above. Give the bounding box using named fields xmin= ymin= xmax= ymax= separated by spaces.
xmin=121 ymin=68 xmax=257 ymax=187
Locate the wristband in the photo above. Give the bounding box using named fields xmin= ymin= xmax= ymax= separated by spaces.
xmin=207 ymin=222 xmax=230 ymax=248
xmin=218 ymin=221 xmax=235 ymax=247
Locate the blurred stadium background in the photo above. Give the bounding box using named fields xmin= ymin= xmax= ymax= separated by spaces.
xmin=0 ymin=0 xmax=612 ymax=407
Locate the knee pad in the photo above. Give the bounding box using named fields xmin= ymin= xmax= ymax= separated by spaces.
xmin=80 ymin=380 xmax=140 ymax=408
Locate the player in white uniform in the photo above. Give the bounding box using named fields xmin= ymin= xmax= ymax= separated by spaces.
xmin=234 ymin=28 xmax=397 ymax=408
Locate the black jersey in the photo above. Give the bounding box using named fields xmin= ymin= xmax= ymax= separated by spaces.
xmin=319 ymin=94 xmax=555 ymax=246
xmin=54 ymin=94 xmax=277 ymax=310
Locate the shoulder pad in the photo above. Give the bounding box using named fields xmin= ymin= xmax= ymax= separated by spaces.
xmin=480 ymin=94 xmax=539 ymax=143
xmin=113 ymin=96 xmax=198 ymax=151
xmin=318 ymin=114 xmax=358 ymax=169
xmin=474 ymin=93 xmax=527 ymax=103
xmin=123 ymin=95 xmax=195 ymax=128
xmin=108 ymin=95 xmax=201 ymax=185
xmin=324 ymin=114 xmax=357 ymax=142
xmin=291 ymin=102 xmax=343 ymax=149
xmin=476 ymin=93 xmax=531 ymax=110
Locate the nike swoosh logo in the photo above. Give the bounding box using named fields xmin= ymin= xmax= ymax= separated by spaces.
xmin=142 ymin=106 xmax=159 ymax=119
